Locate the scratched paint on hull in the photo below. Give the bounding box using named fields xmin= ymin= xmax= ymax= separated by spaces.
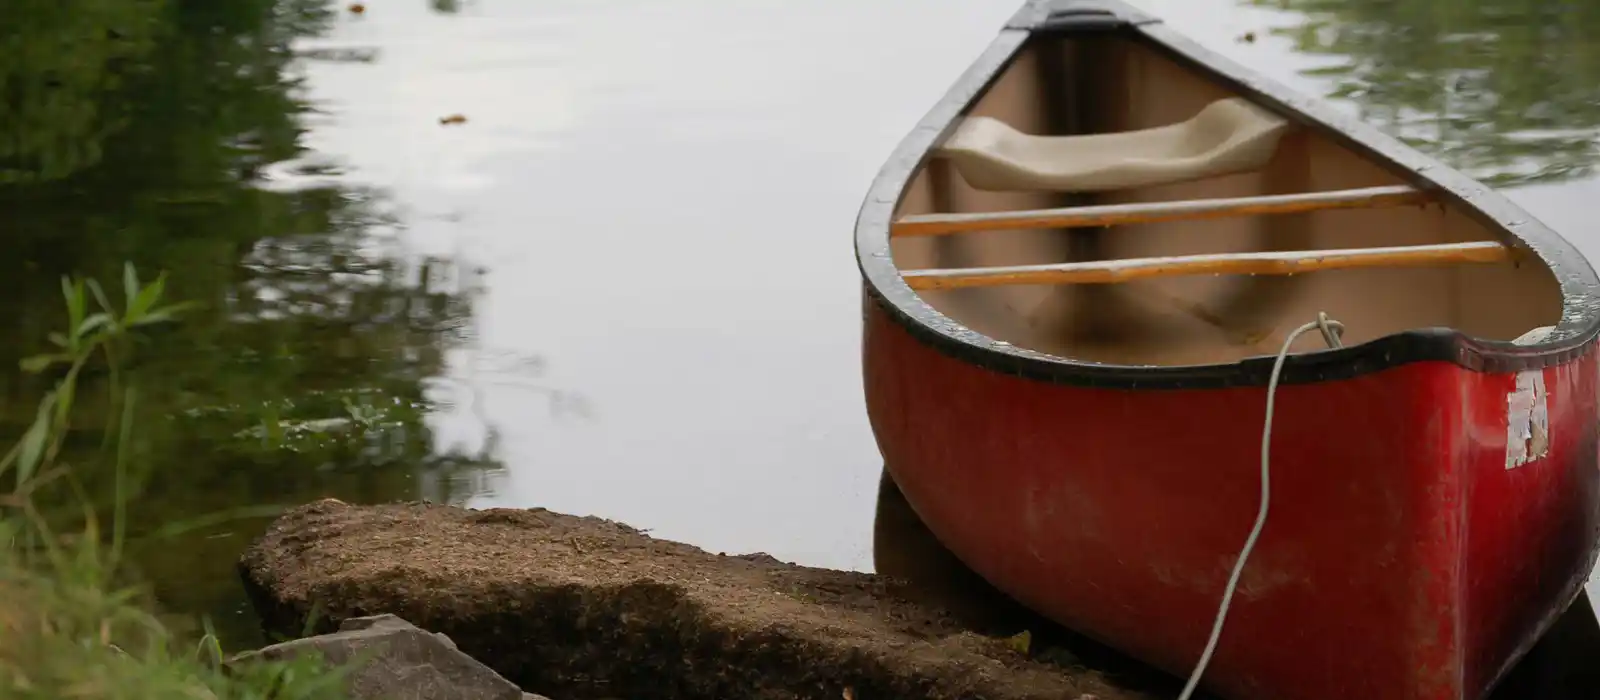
xmin=1507 ymin=369 xmax=1551 ymax=470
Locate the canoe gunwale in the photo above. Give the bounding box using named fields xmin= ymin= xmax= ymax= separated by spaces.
xmin=853 ymin=0 xmax=1600 ymax=390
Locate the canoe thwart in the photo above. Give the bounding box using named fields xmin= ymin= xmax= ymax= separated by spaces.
xmin=890 ymin=185 xmax=1432 ymax=237
xmin=900 ymin=241 xmax=1512 ymax=290
xmin=934 ymin=97 xmax=1290 ymax=193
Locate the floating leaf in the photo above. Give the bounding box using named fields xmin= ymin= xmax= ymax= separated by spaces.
xmin=1005 ymin=629 xmax=1033 ymax=655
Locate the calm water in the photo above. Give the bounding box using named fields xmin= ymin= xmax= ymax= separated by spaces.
xmin=4 ymin=0 xmax=1600 ymax=648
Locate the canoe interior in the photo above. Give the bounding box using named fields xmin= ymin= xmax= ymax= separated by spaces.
xmin=890 ymin=33 xmax=1563 ymax=367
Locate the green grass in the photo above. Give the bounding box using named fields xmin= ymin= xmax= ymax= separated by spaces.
xmin=0 ymin=264 xmax=351 ymax=700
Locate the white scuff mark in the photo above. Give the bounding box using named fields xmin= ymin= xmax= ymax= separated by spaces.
xmin=1512 ymin=325 xmax=1556 ymax=346
xmin=1022 ymin=485 xmax=1049 ymax=564
xmin=1506 ymin=369 xmax=1550 ymax=469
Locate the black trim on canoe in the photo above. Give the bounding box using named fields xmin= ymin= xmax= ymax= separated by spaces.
xmin=854 ymin=0 xmax=1600 ymax=390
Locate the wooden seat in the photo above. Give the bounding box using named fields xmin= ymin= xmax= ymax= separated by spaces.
xmin=935 ymin=97 xmax=1292 ymax=193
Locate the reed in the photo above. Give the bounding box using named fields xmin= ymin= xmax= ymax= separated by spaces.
xmin=0 ymin=264 xmax=351 ymax=700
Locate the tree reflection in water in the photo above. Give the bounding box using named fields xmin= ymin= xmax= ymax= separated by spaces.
xmin=0 ymin=0 xmax=515 ymax=648
xmin=1248 ymin=0 xmax=1600 ymax=186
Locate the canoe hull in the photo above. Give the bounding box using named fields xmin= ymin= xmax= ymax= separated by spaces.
xmin=863 ymin=294 xmax=1600 ymax=700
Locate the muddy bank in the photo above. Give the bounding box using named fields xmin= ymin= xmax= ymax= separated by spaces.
xmin=239 ymin=499 xmax=1163 ymax=700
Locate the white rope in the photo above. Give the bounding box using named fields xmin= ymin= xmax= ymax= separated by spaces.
xmin=1177 ymin=313 xmax=1344 ymax=700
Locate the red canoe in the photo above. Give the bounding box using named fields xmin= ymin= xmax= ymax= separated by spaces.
xmin=855 ymin=2 xmax=1600 ymax=700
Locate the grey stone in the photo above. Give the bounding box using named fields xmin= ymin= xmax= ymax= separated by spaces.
xmin=233 ymin=614 xmax=525 ymax=700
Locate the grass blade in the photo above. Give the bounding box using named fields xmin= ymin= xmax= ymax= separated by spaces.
xmin=16 ymin=394 xmax=57 ymax=488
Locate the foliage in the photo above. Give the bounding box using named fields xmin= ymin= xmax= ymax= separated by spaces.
xmin=0 ymin=266 xmax=351 ymax=700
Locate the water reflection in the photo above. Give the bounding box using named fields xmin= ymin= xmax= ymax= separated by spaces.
xmin=0 ymin=0 xmax=161 ymax=183
xmin=0 ymin=0 xmax=503 ymax=647
xmin=1247 ymin=0 xmax=1600 ymax=187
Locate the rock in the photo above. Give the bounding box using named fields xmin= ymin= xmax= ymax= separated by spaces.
xmin=232 ymin=613 xmax=531 ymax=700
xmin=241 ymin=499 xmax=1165 ymax=700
